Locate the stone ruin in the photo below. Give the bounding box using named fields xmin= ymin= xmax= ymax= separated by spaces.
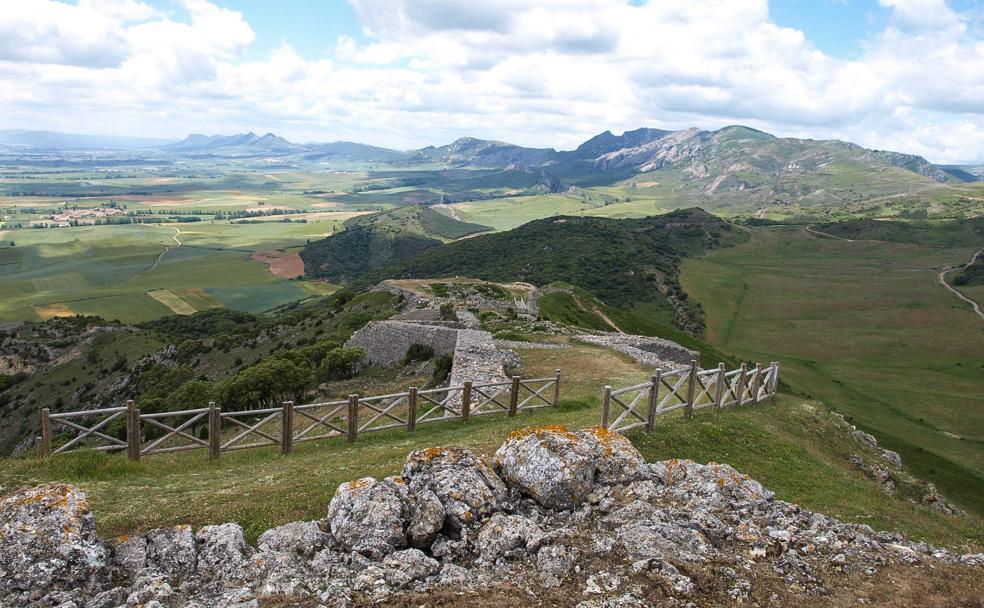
xmin=2 ymin=426 xmax=981 ymax=607
xmin=574 ymin=333 xmax=699 ymax=371
xmin=345 ymin=319 xmax=520 ymax=391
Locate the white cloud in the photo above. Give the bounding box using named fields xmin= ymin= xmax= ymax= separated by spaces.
xmin=0 ymin=0 xmax=981 ymax=163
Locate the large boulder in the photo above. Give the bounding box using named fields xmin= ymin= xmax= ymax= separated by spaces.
xmin=144 ymin=525 xmax=198 ymax=582
xmin=493 ymin=426 xmax=597 ymax=510
xmin=0 ymin=484 xmax=110 ymax=601
xmin=402 ymin=447 xmax=506 ymax=529
xmin=326 ymin=477 xmax=408 ymax=557
xmin=476 ymin=513 xmax=544 ymax=562
xmin=577 ymin=426 xmax=646 ymax=485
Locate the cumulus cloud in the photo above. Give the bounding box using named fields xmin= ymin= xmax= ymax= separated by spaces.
xmin=0 ymin=0 xmax=981 ymax=163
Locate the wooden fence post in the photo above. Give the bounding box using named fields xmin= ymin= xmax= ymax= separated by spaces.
xmin=736 ymin=363 xmax=747 ymax=405
xmin=40 ymin=408 xmax=52 ymax=457
xmin=684 ymin=359 xmax=698 ymax=419
xmin=751 ymin=363 xmax=763 ymax=404
xmin=771 ymin=361 xmax=781 ymax=401
xmin=126 ymin=400 xmax=140 ymax=461
xmin=281 ymin=401 xmax=294 ymax=455
xmin=347 ymin=395 xmax=359 ymax=443
xmin=407 ymin=388 xmax=418 ymax=431
xmin=461 ymin=381 xmax=471 ymax=421
xmin=601 ymin=386 xmax=612 ymax=429
xmin=714 ymin=363 xmax=726 ymax=409
xmin=646 ymin=369 xmax=661 ymax=431
xmin=208 ymin=402 xmax=220 ymax=460
xmin=508 ymin=376 xmax=520 ymax=416
xmin=553 ymin=369 xmax=561 ymax=406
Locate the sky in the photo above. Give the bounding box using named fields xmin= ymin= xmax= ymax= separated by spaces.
xmin=0 ymin=1 xmax=982 ymax=163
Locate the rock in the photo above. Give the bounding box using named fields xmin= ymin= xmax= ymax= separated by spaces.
xmin=112 ymin=535 xmax=148 ymax=582
xmin=383 ymin=548 xmax=441 ymax=580
xmin=144 ymin=525 xmax=197 ymax=582
xmin=881 ymin=449 xmax=902 ymax=469
xmin=577 ymin=426 xmax=646 ymax=485
xmin=256 ymin=520 xmax=329 ymax=559
xmin=196 ymin=523 xmax=251 ymax=583
xmin=0 ymin=484 xmax=109 ymax=600
xmin=408 ymin=489 xmax=445 ymax=548
xmin=326 ymin=477 xmax=407 ymax=557
xmin=537 ymin=545 xmax=577 ymax=587
xmin=476 ymin=513 xmax=544 ymax=562
xmin=402 ymin=447 xmax=506 ymax=529
xmin=493 ymin=426 xmax=597 ymax=510
xmin=852 ymin=429 xmax=878 ymax=448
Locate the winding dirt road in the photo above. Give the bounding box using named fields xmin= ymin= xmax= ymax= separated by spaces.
xmin=147 ymin=226 xmax=183 ymax=273
xmin=938 ymin=248 xmax=984 ymax=321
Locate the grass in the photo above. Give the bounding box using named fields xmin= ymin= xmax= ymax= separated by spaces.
xmin=680 ymin=225 xmax=984 ymax=513
xmin=1 ymin=341 xmax=980 ymax=551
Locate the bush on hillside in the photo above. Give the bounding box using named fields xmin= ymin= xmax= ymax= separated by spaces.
xmin=404 ymin=343 xmax=435 ymax=363
xmin=317 ymin=347 xmax=365 ymax=382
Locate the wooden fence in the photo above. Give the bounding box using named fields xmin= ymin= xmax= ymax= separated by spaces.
xmin=601 ymin=361 xmax=780 ymax=433
xmin=39 ymin=370 xmax=562 ymax=460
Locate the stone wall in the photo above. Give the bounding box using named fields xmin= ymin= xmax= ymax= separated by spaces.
xmin=574 ymin=333 xmax=698 ymax=371
xmin=346 ymin=321 xmax=460 ymax=366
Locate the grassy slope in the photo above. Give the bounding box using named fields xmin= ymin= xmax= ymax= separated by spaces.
xmin=1 ymin=341 xmax=980 ymax=551
xmin=681 ymin=225 xmax=984 ymax=513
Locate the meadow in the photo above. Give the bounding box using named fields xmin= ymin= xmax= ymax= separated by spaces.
xmin=681 ymin=226 xmax=984 ymax=512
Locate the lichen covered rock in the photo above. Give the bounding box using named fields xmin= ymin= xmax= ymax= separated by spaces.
xmin=402 ymin=447 xmax=505 ymax=529
xmin=493 ymin=426 xmax=598 ymax=510
xmin=0 ymin=484 xmax=109 ymax=600
xmin=326 ymin=476 xmax=408 ymax=557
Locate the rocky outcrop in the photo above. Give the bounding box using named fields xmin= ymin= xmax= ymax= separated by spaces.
xmin=574 ymin=333 xmax=698 ymax=370
xmin=2 ymin=426 xmax=980 ymax=607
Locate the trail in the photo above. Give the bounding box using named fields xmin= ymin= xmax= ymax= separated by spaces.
xmin=147 ymin=226 xmax=183 ymax=273
xmin=804 ymin=226 xmax=853 ymax=241
xmin=938 ymin=249 xmax=984 ymax=322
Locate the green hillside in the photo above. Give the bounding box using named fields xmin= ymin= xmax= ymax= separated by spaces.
xmin=300 ymin=206 xmax=490 ymax=282
xmin=361 ymin=208 xmax=748 ymax=331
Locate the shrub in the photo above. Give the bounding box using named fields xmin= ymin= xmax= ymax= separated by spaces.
xmin=439 ymin=303 xmax=457 ymax=321
xmin=404 ymin=343 xmax=435 ymax=363
xmin=427 ymin=353 xmax=454 ymax=388
xmin=318 ymin=347 xmax=365 ymax=382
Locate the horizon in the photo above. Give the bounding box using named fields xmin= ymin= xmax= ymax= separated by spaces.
xmin=0 ymin=1 xmax=982 ymax=164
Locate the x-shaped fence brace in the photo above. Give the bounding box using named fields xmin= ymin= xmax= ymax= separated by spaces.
xmin=359 ymin=393 xmax=410 ymax=432
xmin=293 ymin=401 xmax=348 ymax=443
xmin=469 ymin=382 xmax=512 ymax=415
xmin=516 ymin=378 xmax=556 ymax=409
xmin=415 ymin=387 xmax=463 ymax=424
xmin=220 ymin=408 xmax=282 ymax=451
xmin=140 ymin=410 xmax=209 ymax=455
xmin=51 ymin=410 xmax=128 ymax=454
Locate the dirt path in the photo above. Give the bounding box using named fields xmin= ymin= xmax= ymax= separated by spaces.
xmin=804 ymin=226 xmax=853 ymax=241
xmin=938 ymin=249 xmax=984 ymax=321
xmin=147 ymin=226 xmax=183 ymax=273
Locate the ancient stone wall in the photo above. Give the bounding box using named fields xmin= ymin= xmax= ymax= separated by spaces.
xmin=346 ymin=321 xmax=459 ymax=366
xmin=574 ymin=333 xmax=698 ymax=371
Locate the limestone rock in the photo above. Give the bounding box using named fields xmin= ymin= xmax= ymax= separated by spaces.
xmin=196 ymin=523 xmax=251 ymax=583
xmin=383 ymin=548 xmax=441 ymax=580
xmin=402 ymin=447 xmax=505 ymax=529
xmin=326 ymin=477 xmax=407 ymax=557
xmin=0 ymin=484 xmax=109 ymax=600
xmin=144 ymin=525 xmax=197 ymax=582
xmin=476 ymin=513 xmax=544 ymax=562
xmin=408 ymin=489 xmax=446 ymax=548
xmin=493 ymin=426 xmax=597 ymax=510
xmin=537 ymin=544 xmax=577 ymax=587
xmin=256 ymin=520 xmax=329 ymax=559
xmin=577 ymin=426 xmax=646 ymax=485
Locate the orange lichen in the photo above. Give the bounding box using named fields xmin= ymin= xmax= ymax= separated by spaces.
xmin=508 ymin=425 xmax=578 ymax=441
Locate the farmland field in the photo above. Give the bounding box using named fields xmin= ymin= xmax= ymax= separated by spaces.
xmin=681 ymin=226 xmax=984 ymax=512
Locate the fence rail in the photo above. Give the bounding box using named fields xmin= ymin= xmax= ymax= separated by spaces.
xmin=39 ymin=370 xmax=562 ymax=460
xmin=601 ymin=360 xmax=780 ymax=433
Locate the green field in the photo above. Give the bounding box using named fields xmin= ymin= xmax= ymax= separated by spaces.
xmin=681 ymin=226 xmax=984 ymax=512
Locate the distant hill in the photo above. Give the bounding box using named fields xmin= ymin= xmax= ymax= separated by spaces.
xmin=0 ymin=129 xmax=173 ymax=150
xmin=357 ymin=208 xmax=747 ymax=332
xmin=164 ymin=132 xmax=299 ymax=155
xmin=300 ymin=206 xmax=491 ymax=282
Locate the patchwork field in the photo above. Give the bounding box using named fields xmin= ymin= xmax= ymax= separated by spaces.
xmin=681 ymin=226 xmax=984 ymax=512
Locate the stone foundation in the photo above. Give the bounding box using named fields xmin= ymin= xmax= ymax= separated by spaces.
xmin=574 ymin=333 xmax=698 ymax=371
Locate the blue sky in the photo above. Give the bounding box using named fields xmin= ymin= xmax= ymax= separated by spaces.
xmin=0 ymin=0 xmax=982 ymax=162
